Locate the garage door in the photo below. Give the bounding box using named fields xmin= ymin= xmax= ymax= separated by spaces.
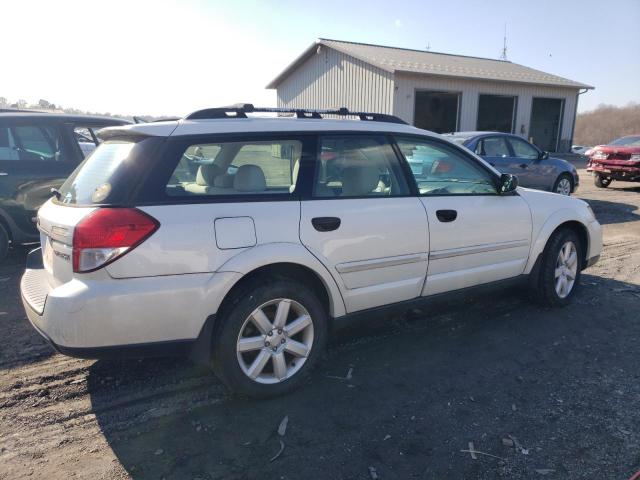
xmin=477 ymin=94 xmax=516 ymax=133
xmin=530 ymin=98 xmax=564 ymax=152
xmin=414 ymin=91 xmax=460 ymax=134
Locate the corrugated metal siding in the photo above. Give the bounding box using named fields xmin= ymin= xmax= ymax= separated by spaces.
xmin=393 ymin=73 xmax=578 ymax=149
xmin=276 ymin=47 xmax=394 ymax=114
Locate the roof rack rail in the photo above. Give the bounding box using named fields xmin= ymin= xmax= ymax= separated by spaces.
xmin=185 ymin=104 xmax=407 ymax=124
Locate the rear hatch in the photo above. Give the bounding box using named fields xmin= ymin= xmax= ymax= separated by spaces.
xmin=34 ymin=136 xmax=163 ymax=289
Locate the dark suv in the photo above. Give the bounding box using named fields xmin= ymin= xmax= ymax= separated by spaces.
xmin=0 ymin=112 xmax=129 ymax=260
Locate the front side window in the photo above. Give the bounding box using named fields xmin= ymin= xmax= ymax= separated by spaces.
xmin=509 ymin=137 xmax=539 ymax=159
xmin=396 ymin=136 xmax=498 ymax=195
xmin=313 ymin=135 xmax=409 ymax=198
xmin=476 ymin=136 xmax=510 ymax=157
xmin=165 ymin=139 xmax=302 ymax=197
xmin=11 ymin=124 xmax=67 ymax=161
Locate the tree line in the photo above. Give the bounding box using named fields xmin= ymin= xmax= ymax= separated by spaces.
xmin=574 ymin=103 xmax=640 ymax=146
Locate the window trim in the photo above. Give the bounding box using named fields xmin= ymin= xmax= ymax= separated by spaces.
xmin=307 ymin=132 xmax=413 ymax=201
xmin=391 ymin=133 xmax=504 ymax=197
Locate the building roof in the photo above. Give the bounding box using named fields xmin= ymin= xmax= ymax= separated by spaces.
xmin=267 ymin=39 xmax=594 ymax=90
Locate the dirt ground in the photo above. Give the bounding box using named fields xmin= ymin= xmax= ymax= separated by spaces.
xmin=1 ymin=162 xmax=639 ymax=480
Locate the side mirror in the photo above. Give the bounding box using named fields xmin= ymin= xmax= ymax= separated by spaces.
xmin=499 ymin=173 xmax=518 ymax=194
xmin=538 ymin=151 xmax=549 ymax=160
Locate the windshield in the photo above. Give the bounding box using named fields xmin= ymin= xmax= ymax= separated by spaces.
xmin=609 ymin=135 xmax=640 ymax=147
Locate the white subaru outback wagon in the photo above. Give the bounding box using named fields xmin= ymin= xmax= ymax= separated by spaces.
xmin=21 ymin=105 xmax=602 ymax=397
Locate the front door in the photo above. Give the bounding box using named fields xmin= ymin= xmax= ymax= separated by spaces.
xmin=507 ymin=136 xmax=554 ymax=191
xmin=299 ymin=134 xmax=430 ymax=313
xmin=395 ymin=135 xmax=532 ymax=296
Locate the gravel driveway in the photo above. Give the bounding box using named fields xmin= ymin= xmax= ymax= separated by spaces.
xmin=1 ymin=163 xmax=639 ymax=480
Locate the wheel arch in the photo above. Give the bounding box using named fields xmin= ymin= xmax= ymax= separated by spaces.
xmin=216 ymin=243 xmax=346 ymax=318
xmin=525 ymin=210 xmax=592 ymax=274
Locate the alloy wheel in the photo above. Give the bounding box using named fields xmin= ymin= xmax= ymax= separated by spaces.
xmin=556 ymin=178 xmax=572 ymax=195
xmin=555 ymin=241 xmax=578 ymax=298
xmin=236 ymin=298 xmax=314 ymax=384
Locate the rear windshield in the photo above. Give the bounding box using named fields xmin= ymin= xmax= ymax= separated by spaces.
xmin=57 ymin=137 xmax=159 ymax=205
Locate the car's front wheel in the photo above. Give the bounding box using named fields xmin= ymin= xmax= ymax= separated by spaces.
xmin=594 ymin=174 xmax=612 ymax=188
xmin=212 ymin=277 xmax=327 ymax=397
xmin=530 ymin=228 xmax=582 ymax=307
xmin=553 ymin=174 xmax=573 ymax=195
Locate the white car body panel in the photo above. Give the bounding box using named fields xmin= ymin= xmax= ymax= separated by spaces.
xmin=300 ymin=198 xmax=429 ymax=312
xmin=23 ymin=116 xmax=603 ymax=354
xmin=420 ymin=195 xmax=532 ymax=295
xmin=106 ymin=202 xmax=301 ymax=278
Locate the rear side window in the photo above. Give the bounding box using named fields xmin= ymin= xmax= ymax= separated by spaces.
xmin=313 ymin=135 xmax=409 ymax=198
xmin=165 ymin=139 xmax=302 ymax=197
xmin=58 ymin=137 xmax=159 ymax=205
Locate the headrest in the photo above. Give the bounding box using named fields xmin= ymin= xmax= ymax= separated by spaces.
xmin=195 ymin=164 xmax=222 ymax=186
xmin=341 ymin=164 xmax=380 ymax=196
xmin=233 ymin=164 xmax=266 ymax=192
xmin=213 ymin=173 xmax=234 ymax=188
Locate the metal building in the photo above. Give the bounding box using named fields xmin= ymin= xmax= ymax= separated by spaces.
xmin=267 ymin=39 xmax=593 ymax=152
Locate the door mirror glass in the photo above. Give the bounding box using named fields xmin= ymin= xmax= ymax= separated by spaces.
xmin=499 ymin=173 xmax=518 ymax=194
xmin=538 ymin=151 xmax=549 ymax=160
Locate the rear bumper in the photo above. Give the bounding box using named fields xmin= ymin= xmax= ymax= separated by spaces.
xmin=21 ymin=250 xmax=241 ymax=356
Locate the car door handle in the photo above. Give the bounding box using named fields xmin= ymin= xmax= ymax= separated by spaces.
xmin=436 ymin=210 xmax=457 ymax=222
xmin=312 ymin=217 xmax=341 ymax=232
xmin=519 ymin=163 xmax=528 ymax=169
xmin=0 ymin=172 xmax=8 ymax=176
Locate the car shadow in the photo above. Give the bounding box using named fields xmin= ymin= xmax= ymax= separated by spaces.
xmin=0 ymin=247 xmax=54 ymax=369
xmin=582 ymin=198 xmax=640 ymax=225
xmin=88 ymin=274 xmax=640 ymax=479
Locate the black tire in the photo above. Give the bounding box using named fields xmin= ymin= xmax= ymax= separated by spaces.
xmin=553 ymin=173 xmax=573 ymax=195
xmin=594 ymin=174 xmax=612 ymax=188
xmin=211 ymin=276 xmax=328 ymax=397
xmin=0 ymin=223 xmax=9 ymax=263
xmin=529 ymin=228 xmax=582 ymax=307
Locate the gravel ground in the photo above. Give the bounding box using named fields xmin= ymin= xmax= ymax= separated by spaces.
xmin=1 ymin=164 xmax=639 ymax=480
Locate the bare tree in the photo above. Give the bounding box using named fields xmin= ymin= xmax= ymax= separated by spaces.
xmin=575 ymin=103 xmax=640 ymax=146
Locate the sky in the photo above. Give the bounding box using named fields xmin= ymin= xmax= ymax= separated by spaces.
xmin=1 ymin=0 xmax=638 ymax=116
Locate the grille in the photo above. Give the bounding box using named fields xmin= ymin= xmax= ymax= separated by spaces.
xmin=21 ymin=269 xmax=51 ymax=315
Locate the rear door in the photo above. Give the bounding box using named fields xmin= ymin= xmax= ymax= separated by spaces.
xmin=395 ymin=135 xmax=532 ymax=295
xmin=0 ymin=118 xmax=79 ymax=242
xmin=299 ymin=134 xmax=429 ymax=313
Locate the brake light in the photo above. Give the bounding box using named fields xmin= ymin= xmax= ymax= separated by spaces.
xmin=72 ymin=208 xmax=159 ymax=273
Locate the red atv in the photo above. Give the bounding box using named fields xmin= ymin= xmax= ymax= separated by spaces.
xmin=587 ymin=135 xmax=640 ymax=188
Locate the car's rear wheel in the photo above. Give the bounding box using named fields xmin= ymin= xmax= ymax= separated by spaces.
xmin=530 ymin=228 xmax=582 ymax=307
xmin=211 ymin=277 xmax=327 ymax=397
xmin=0 ymin=223 xmax=9 ymax=262
xmin=594 ymin=174 xmax=612 ymax=188
xmin=553 ymin=174 xmax=573 ymax=195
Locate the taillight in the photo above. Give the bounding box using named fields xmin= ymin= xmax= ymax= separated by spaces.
xmin=72 ymin=208 xmax=159 ymax=273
